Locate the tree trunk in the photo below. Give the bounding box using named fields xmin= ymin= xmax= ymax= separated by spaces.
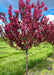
xmin=26 ymin=48 xmax=28 ymax=75
xmin=52 ymin=45 xmax=54 ymax=62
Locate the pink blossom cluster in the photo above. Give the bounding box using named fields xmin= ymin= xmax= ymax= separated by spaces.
xmin=47 ymin=21 xmax=54 ymax=45
xmin=3 ymin=0 xmax=54 ymax=50
xmin=37 ymin=16 xmax=54 ymax=45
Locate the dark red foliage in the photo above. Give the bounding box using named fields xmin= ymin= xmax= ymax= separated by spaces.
xmin=4 ymin=0 xmax=49 ymax=50
xmin=1 ymin=0 xmax=54 ymax=50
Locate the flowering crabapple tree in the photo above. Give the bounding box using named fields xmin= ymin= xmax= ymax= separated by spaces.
xmin=39 ymin=16 xmax=54 ymax=62
xmin=0 ymin=12 xmax=7 ymax=39
xmin=1 ymin=0 xmax=48 ymax=75
xmin=47 ymin=21 xmax=54 ymax=61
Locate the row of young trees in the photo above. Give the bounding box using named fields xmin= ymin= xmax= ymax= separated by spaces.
xmin=0 ymin=0 xmax=54 ymax=75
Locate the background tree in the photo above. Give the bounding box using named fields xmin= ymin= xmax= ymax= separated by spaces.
xmin=39 ymin=16 xmax=54 ymax=62
xmin=47 ymin=21 xmax=54 ymax=61
xmin=0 ymin=12 xmax=6 ymax=40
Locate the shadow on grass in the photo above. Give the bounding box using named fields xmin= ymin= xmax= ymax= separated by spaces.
xmin=0 ymin=51 xmax=25 ymax=59
xmin=31 ymin=60 xmax=53 ymax=71
xmin=27 ymin=59 xmax=53 ymax=75
xmin=24 ymin=56 xmax=53 ymax=75
xmin=0 ymin=47 xmax=6 ymax=49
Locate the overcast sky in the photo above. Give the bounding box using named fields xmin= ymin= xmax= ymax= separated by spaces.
xmin=0 ymin=0 xmax=54 ymax=21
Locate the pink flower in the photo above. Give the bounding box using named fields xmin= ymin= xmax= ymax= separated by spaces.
xmin=41 ymin=1 xmax=45 ymax=8
xmin=26 ymin=0 xmax=30 ymax=4
xmin=9 ymin=5 xmax=12 ymax=9
xmin=37 ymin=0 xmax=39 ymax=5
xmin=44 ymin=7 xmax=48 ymax=11
xmin=31 ymin=3 xmax=34 ymax=8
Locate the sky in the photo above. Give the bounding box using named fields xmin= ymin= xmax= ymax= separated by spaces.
xmin=0 ymin=0 xmax=54 ymax=22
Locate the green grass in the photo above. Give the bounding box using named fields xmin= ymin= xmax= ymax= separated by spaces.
xmin=0 ymin=39 xmax=54 ymax=75
xmin=27 ymin=58 xmax=54 ymax=75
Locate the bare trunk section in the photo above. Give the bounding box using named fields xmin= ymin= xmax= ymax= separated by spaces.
xmin=26 ymin=48 xmax=28 ymax=75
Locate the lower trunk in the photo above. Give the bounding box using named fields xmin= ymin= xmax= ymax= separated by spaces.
xmin=26 ymin=48 xmax=28 ymax=75
xmin=52 ymin=45 xmax=54 ymax=62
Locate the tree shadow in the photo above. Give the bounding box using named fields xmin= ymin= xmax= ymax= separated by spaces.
xmin=27 ymin=58 xmax=53 ymax=75
xmin=0 ymin=46 xmax=6 ymax=49
xmin=33 ymin=60 xmax=53 ymax=71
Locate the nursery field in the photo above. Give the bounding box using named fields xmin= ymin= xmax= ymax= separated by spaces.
xmin=0 ymin=39 xmax=54 ymax=75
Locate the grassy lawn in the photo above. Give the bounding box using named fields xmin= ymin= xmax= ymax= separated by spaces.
xmin=0 ymin=39 xmax=54 ymax=75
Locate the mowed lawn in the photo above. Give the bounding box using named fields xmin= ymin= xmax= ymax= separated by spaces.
xmin=0 ymin=39 xmax=54 ymax=75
